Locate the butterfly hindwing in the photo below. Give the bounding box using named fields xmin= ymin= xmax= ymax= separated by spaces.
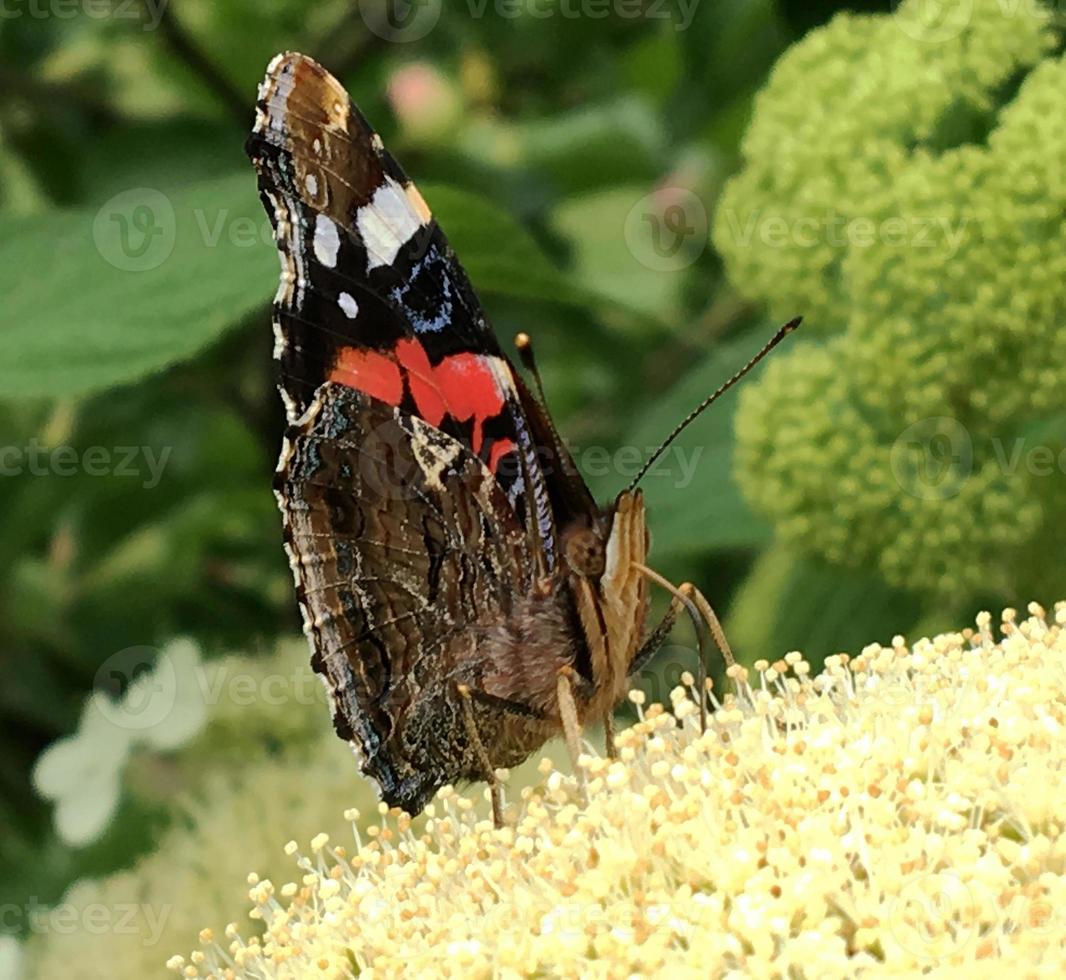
xmin=278 ymin=383 xmax=538 ymax=811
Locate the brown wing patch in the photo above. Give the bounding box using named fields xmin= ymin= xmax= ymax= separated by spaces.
xmin=254 ymin=52 xmax=418 ymax=240
xmin=278 ymin=383 xmax=535 ymax=811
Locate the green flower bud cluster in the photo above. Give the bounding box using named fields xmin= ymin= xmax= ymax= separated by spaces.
xmin=715 ymin=0 xmax=1066 ymax=594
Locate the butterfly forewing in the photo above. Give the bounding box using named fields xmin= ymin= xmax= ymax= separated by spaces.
xmin=247 ymin=53 xmax=646 ymax=814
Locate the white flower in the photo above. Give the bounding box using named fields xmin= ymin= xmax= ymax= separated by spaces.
xmin=112 ymin=638 xmax=208 ymax=750
xmin=32 ymin=638 xmax=208 ymax=846
xmin=32 ymin=693 xmax=131 ymax=847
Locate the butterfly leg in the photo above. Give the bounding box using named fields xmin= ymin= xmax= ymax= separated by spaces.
xmin=457 ymin=671 xmax=591 ymax=812
xmin=601 ymin=595 xmax=686 ymax=758
xmin=628 ymin=592 xmax=685 ymax=678
xmin=631 ymin=571 xmax=716 ymax=733
xmin=456 ymin=683 xmax=505 ymax=828
xmin=682 ymin=582 xmax=739 ymax=732
xmin=603 ymin=708 xmax=617 ymax=759
xmin=686 ymin=584 xmax=735 ymax=672
xmin=667 ymin=581 xmax=737 ymax=723
xmin=628 ymin=577 xmax=736 ymax=682
xmin=556 ymin=666 xmax=589 ymax=806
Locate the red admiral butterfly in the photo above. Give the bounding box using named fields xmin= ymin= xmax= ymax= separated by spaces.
xmin=247 ymin=53 xmax=798 ymax=821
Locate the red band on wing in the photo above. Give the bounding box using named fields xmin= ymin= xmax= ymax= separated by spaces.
xmin=395 ymin=339 xmax=446 ymax=428
xmin=330 ymin=348 xmax=404 ymax=405
xmin=330 ymin=339 xmax=510 ymax=461
xmin=433 ymin=352 xmax=506 ymax=453
xmin=488 ymin=437 xmax=517 ymax=475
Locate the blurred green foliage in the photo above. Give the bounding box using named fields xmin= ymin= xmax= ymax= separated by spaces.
xmin=5 ymin=0 xmax=1062 ymax=970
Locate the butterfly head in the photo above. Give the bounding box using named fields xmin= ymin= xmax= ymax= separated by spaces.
xmin=562 ymin=491 xmax=648 ymax=578
xmin=563 ymin=491 xmax=649 ymax=709
xmin=562 ymin=518 xmax=609 ymax=579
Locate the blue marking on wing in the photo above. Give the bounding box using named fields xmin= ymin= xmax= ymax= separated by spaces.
xmin=389 ymin=243 xmax=454 ymax=334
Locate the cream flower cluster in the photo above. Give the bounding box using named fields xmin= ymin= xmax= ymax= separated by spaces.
xmin=171 ymin=603 xmax=1066 ymax=978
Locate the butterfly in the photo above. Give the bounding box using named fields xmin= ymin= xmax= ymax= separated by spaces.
xmin=247 ymin=53 xmax=797 ymax=820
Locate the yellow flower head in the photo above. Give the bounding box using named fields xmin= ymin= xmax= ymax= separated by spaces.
xmin=174 ymin=603 xmax=1066 ymax=978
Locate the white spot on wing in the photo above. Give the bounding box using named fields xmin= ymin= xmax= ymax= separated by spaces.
xmin=276 ymin=435 xmax=295 ymax=473
xmin=267 ymin=191 xmax=298 ymax=308
xmin=286 ymin=194 xmax=308 ymax=308
xmin=313 ymin=214 xmax=341 ymax=268
xmin=268 ymin=188 xmax=308 ymax=311
xmin=412 ymin=431 xmax=461 ymax=492
xmin=265 ymin=51 xmax=287 ymax=76
xmin=305 ymin=173 xmax=318 ymax=197
xmin=294 ymin=386 xmax=328 ymax=430
xmin=338 ymin=292 xmax=360 ymax=319
xmin=485 ymin=356 xmax=516 ymax=400
xmin=405 ymin=182 xmax=433 ymax=223
xmin=357 ymin=176 xmax=425 ymax=271
xmin=279 ymin=386 xmax=297 ymax=422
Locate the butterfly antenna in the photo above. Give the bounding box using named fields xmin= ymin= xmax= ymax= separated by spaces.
xmin=624 ymin=317 xmax=802 ymax=494
xmin=514 ymin=332 xmax=550 ymax=407
xmin=515 ymin=330 xmax=573 ymax=472
xmin=514 ymin=331 xmax=599 ymax=520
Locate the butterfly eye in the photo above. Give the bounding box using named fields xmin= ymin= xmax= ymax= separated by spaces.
xmin=563 ymin=527 xmax=606 ymax=579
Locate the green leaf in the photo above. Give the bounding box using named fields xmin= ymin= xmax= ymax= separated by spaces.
xmin=587 ymin=325 xmax=777 ymax=557
xmin=517 ymin=98 xmax=664 ymax=196
xmin=79 ymin=120 xmax=246 ymax=205
xmin=0 ymin=172 xmax=273 ymax=399
xmin=624 ymin=29 xmax=684 ymax=107
xmin=551 ymin=185 xmax=701 ymax=325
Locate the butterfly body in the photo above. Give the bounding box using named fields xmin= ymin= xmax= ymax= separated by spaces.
xmin=248 ymin=53 xmax=649 ymax=814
